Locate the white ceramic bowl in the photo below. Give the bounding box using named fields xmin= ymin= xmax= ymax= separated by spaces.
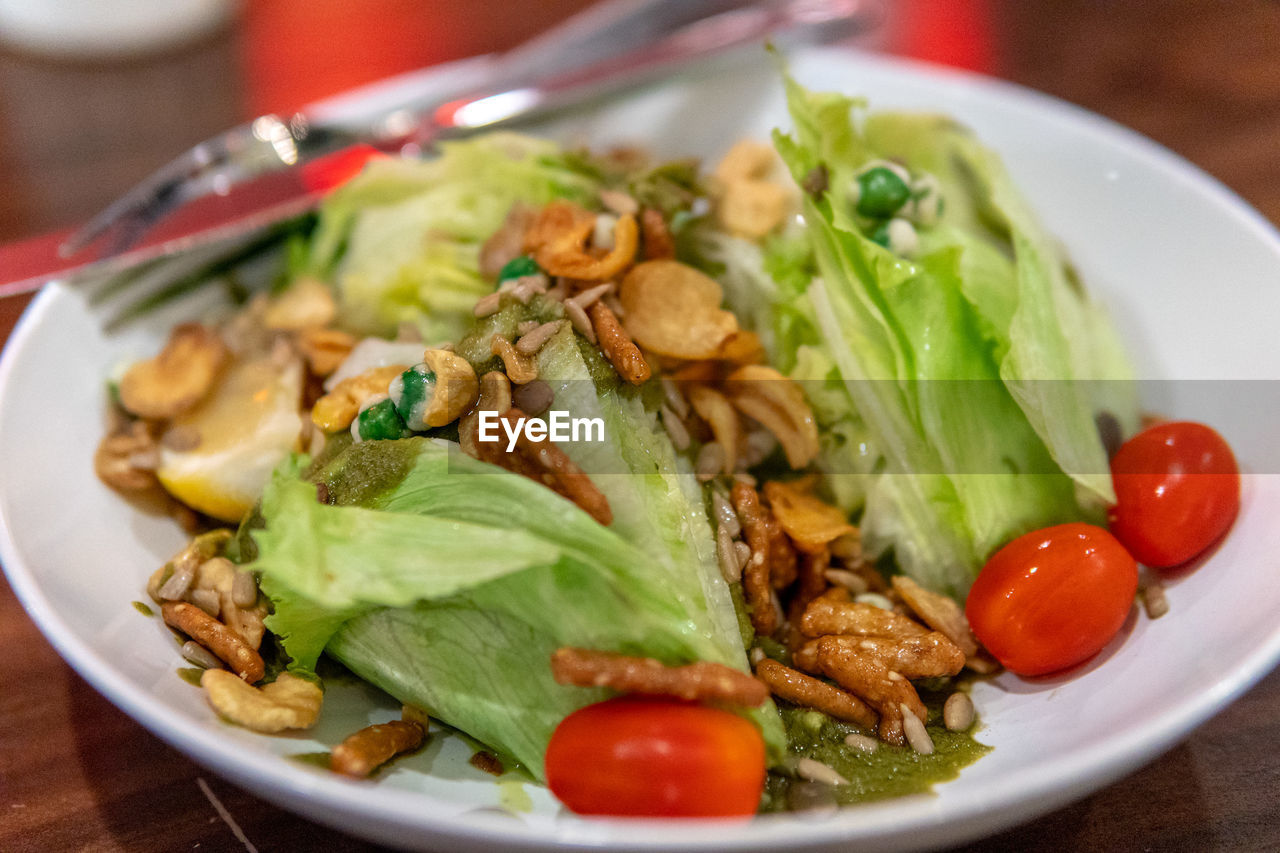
xmin=3 ymin=47 xmax=1280 ymax=852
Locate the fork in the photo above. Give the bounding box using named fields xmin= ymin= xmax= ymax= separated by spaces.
xmin=65 ymin=0 xmax=868 ymax=261
xmin=53 ymin=0 xmax=871 ymax=327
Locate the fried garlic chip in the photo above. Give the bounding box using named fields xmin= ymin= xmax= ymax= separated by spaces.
xmin=523 ymin=200 xmax=638 ymax=281
xmin=762 ymin=479 xmax=856 ymax=553
xmin=724 ymin=365 xmax=819 ymax=469
xmin=714 ymin=330 xmax=766 ymax=365
xmin=619 ymin=260 xmax=739 ymax=360
xmin=687 ymin=385 xmax=740 ymax=474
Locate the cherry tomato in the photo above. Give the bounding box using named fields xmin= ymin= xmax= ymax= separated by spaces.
xmin=1108 ymin=421 xmax=1240 ymax=568
xmin=544 ymin=696 xmax=765 ymax=818
xmin=966 ymin=523 xmax=1138 ymax=676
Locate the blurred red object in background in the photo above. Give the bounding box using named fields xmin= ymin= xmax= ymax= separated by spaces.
xmin=239 ymin=0 xmax=597 ymax=116
xmin=885 ymin=0 xmax=994 ymax=73
xmin=239 ymin=0 xmax=995 ymax=119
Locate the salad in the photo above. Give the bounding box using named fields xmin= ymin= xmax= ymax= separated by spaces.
xmin=94 ymin=72 xmax=1240 ymax=817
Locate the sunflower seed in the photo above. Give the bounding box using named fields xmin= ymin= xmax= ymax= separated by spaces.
xmin=900 ymin=703 xmax=934 ymax=755
xmin=943 ymin=692 xmax=975 ymax=732
xmin=473 ymin=292 xmax=502 ymax=318
xmin=843 ymin=733 xmax=879 ymax=753
xmin=231 ymin=571 xmax=259 ymax=608
xmin=716 ymin=524 xmax=742 ymax=584
xmin=696 ymin=442 xmax=725 ymax=482
xmin=515 ymin=320 xmax=565 ymax=356
xmin=795 ymin=757 xmax=848 ymax=786
xmin=180 ymin=641 xmax=224 ymax=670
xmin=564 ymin=299 xmax=596 ymax=343
xmin=824 ymin=568 xmax=869 ymax=595
xmin=660 ymin=405 xmax=690 ymax=451
xmin=712 ymin=491 xmax=741 ymax=538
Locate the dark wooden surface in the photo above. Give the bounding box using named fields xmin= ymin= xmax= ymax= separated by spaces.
xmin=2 ymin=2 xmax=1279 ymax=850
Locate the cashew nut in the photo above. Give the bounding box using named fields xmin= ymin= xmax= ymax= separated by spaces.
xmin=201 ymin=670 xmax=323 ymax=733
xmin=713 ymin=140 xmax=779 ymax=184
xmin=477 ymin=370 xmax=512 ymax=415
xmin=420 ymin=348 xmax=479 ymax=427
xmin=489 ymin=335 xmax=538 ymax=385
xmin=311 ymin=364 xmax=407 ymax=433
xmin=119 ymin=323 xmax=228 ymax=419
xmin=715 ymin=180 xmax=792 ymax=240
xmin=710 ymin=140 xmax=795 ymax=240
xmin=724 ymin=365 xmax=819 ymax=469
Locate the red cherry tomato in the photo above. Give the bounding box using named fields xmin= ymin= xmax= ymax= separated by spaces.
xmin=966 ymin=523 xmax=1138 ymax=676
xmin=544 ymin=696 xmax=765 ymax=818
xmin=1108 ymin=421 xmax=1240 ymax=568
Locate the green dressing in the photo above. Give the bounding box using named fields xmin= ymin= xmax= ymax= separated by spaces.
xmin=176 ymin=667 xmax=205 ymax=686
xmin=762 ymin=693 xmax=990 ymax=810
xmin=311 ymin=437 xmax=423 ymax=507
xmin=498 ymin=779 xmax=533 ymax=813
xmin=288 ymin=751 xmax=332 ymax=770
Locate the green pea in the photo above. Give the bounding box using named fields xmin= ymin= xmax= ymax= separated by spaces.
xmin=855 ymin=166 xmax=911 ymax=218
xmin=394 ymin=364 xmax=437 ymax=430
xmin=868 ymin=219 xmax=892 ymax=248
xmin=356 ymin=398 xmax=411 ymax=441
xmin=497 ymin=255 xmax=542 ymax=285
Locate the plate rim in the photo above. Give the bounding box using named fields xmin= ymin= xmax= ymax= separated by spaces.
xmin=3 ymin=45 xmax=1280 ymax=851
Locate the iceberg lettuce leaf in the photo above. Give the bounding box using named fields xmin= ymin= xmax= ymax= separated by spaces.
xmin=750 ymin=75 xmax=1137 ymax=593
xmin=307 ymin=133 xmax=600 ymax=340
xmin=255 ymin=437 xmax=784 ymax=778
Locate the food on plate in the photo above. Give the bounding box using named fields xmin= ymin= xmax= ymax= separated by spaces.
xmin=95 ymin=71 xmax=1240 ymax=816
xmin=1108 ymin=420 xmax=1241 ymax=568
xmin=545 ymin=697 xmax=767 ymax=817
xmin=331 ymin=719 xmax=427 ymax=778
xmin=966 ymin=523 xmax=1138 ymax=676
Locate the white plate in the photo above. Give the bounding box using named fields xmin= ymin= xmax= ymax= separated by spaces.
xmin=3 ymin=46 xmax=1280 ymax=853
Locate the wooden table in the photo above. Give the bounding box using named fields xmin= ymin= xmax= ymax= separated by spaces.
xmin=2 ymin=2 xmax=1278 ymax=850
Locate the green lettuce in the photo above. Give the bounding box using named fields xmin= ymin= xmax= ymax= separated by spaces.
xmin=254 ymin=354 xmax=787 ymax=778
xmin=708 ymin=75 xmax=1138 ymax=596
xmin=305 ymin=132 xmax=600 ymax=341
xmin=863 ymin=112 xmax=1138 ymax=506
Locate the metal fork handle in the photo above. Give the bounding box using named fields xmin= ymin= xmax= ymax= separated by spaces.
xmin=61 ymin=0 xmax=787 ymax=258
xmin=433 ymin=0 xmax=867 ymax=135
xmin=62 ymin=0 xmax=870 ymax=263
